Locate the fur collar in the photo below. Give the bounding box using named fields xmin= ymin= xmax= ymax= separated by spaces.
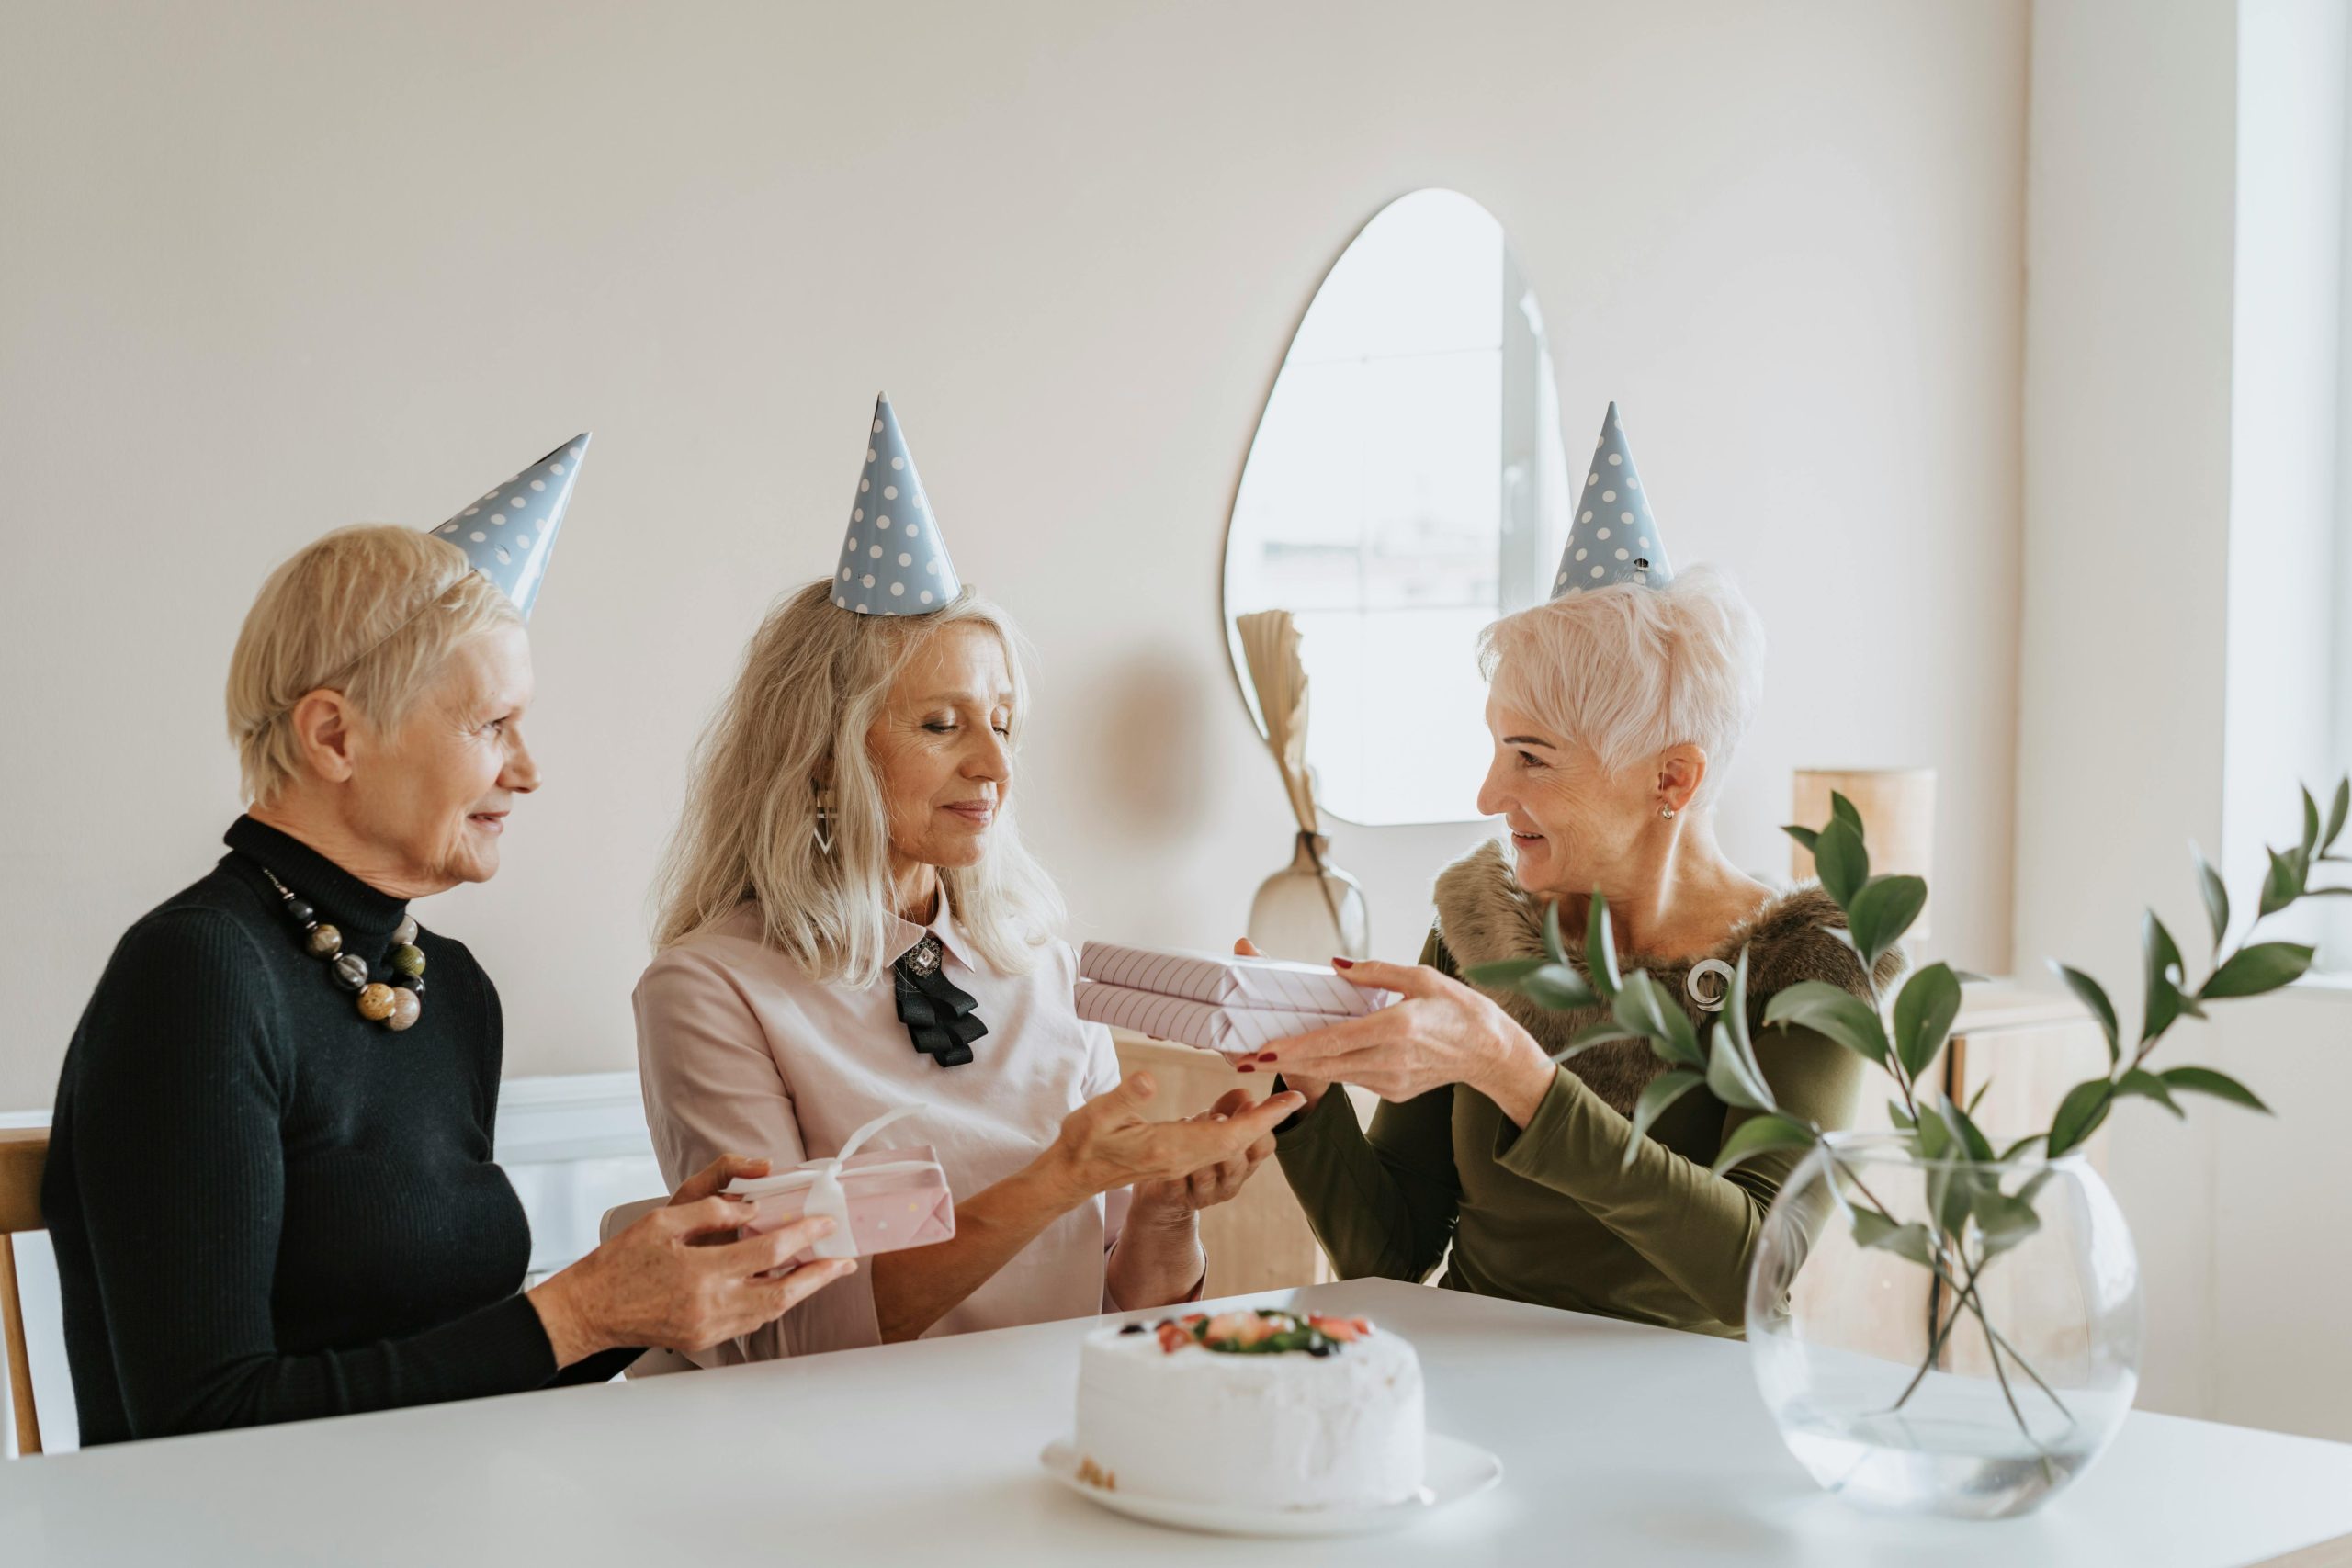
xmin=1431 ymin=839 xmax=1900 ymax=1115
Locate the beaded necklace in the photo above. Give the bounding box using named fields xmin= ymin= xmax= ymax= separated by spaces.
xmin=259 ymin=867 xmax=428 ymax=1032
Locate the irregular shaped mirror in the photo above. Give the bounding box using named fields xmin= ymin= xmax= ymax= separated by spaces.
xmin=1222 ymin=189 xmax=1570 ymax=826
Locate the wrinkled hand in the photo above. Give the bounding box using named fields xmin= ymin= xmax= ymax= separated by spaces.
xmin=664 ymin=1153 xmax=768 ymax=1244
xmin=1231 ymin=937 xmax=1338 ymax=1106
xmin=670 ymin=1153 xmax=769 ymax=1208
xmin=1261 ymin=958 xmax=1536 ymax=1104
xmin=1049 ymin=1072 xmax=1303 ymax=1201
xmin=529 ymin=1161 xmax=855 ymax=1366
xmin=1133 ymin=1088 xmax=1279 ymax=1218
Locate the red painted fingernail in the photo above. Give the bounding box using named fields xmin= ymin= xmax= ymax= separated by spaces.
xmin=1258 ymin=1052 xmax=1278 ymax=1063
xmin=1331 ymin=956 xmax=1354 ymax=968
xmin=1237 ymin=1063 xmax=1256 ymax=1073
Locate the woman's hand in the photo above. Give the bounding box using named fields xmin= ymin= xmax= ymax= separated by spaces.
xmin=1261 ymin=958 xmax=1558 ymax=1127
xmin=1043 ymin=1072 xmax=1303 ymax=1202
xmin=1131 ymin=1088 xmax=1278 ymax=1220
xmin=667 ymin=1153 xmax=769 ymax=1217
xmin=1231 ymin=938 xmax=1339 ymax=1111
xmin=527 ymin=1162 xmax=856 ymax=1367
xmin=1112 ymin=1089 xmax=1276 ymax=1310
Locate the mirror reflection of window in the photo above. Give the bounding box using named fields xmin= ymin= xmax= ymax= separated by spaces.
xmin=1224 ymin=190 xmax=1570 ymax=826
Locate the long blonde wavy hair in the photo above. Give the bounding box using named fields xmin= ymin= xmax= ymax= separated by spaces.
xmin=651 ymin=581 xmax=1065 ymax=987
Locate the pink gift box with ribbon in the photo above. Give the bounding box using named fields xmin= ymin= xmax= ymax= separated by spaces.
xmin=725 ymin=1107 xmax=956 ymax=1264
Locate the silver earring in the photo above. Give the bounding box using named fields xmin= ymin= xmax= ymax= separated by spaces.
xmin=1659 ymin=804 xmax=1678 ymax=820
xmin=812 ymin=788 xmax=837 ymax=854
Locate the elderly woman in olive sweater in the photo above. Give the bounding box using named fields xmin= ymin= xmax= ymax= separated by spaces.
xmin=1263 ymin=567 xmax=1893 ymax=1337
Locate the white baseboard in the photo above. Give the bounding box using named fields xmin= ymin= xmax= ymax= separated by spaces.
xmin=5 ymin=1069 xmax=656 ymax=1158
xmin=489 ymin=1072 xmax=666 ymax=1273
xmin=493 ymin=1070 xmax=653 ymax=1166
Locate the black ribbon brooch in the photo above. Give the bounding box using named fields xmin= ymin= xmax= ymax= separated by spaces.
xmin=894 ymin=933 xmax=986 ymax=1067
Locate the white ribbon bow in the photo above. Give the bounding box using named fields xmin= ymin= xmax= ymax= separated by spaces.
xmin=780 ymin=1104 xmax=926 ymax=1259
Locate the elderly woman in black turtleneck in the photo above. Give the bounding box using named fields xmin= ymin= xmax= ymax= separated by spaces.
xmin=42 ymin=519 xmax=852 ymax=1444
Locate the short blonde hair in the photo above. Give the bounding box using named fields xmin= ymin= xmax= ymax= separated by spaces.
xmin=226 ymin=525 xmax=520 ymax=804
xmin=1478 ymin=563 xmax=1765 ymax=810
xmin=651 ymin=581 xmax=1065 ymax=987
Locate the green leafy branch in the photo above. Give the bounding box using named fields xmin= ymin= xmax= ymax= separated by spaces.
xmin=2029 ymin=783 xmax=2340 ymax=1158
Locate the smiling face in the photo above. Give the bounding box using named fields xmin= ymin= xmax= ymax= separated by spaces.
xmin=344 ymin=623 xmax=539 ymax=890
xmin=865 ymin=622 xmax=1013 ymax=877
xmin=1475 ymin=694 xmax=1703 ymax=899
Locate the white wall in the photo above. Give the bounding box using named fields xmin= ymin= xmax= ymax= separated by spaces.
xmin=2211 ymin=0 xmax=2352 ymax=1446
xmin=2225 ymin=0 xmax=2345 ymax=922
xmin=2016 ymin=0 xmax=2242 ymax=1427
xmin=0 ymin=0 xmax=2030 ymax=1113
xmin=2019 ymin=0 xmax=2352 ymax=1443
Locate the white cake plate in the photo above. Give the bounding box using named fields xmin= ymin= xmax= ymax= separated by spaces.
xmin=1038 ymin=1432 xmax=1502 ymax=1538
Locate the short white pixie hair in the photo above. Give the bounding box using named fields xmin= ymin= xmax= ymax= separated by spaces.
xmin=226 ymin=525 xmax=520 ymax=804
xmin=1477 ymin=563 xmax=1766 ymax=811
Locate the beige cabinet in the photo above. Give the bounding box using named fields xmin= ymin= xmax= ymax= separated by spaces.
xmin=1115 ymin=981 xmax=2108 ymax=1305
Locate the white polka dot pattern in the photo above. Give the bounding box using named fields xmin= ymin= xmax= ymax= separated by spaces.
xmin=834 ymin=393 xmax=962 ymax=615
xmin=433 ymin=433 xmax=589 ymax=620
xmin=1549 ymin=403 xmax=1673 ymax=598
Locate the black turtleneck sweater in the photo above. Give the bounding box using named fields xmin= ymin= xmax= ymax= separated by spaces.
xmin=42 ymin=817 xmax=636 ymax=1445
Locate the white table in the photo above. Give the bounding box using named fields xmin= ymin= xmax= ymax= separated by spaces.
xmin=3 ymin=1279 xmax=2347 ymax=1566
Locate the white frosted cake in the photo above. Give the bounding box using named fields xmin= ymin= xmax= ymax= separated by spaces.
xmin=1073 ymin=1309 xmax=1425 ymax=1509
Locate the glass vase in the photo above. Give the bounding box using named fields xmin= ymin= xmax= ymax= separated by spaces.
xmin=1246 ymin=831 xmax=1370 ymax=963
xmin=1746 ymin=1134 xmax=2142 ymax=1519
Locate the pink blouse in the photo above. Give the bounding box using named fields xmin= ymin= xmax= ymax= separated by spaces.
xmin=632 ymin=898 xmax=1133 ymax=1363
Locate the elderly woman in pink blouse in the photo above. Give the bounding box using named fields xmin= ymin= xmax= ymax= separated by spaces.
xmin=635 ymin=582 xmax=1301 ymax=1361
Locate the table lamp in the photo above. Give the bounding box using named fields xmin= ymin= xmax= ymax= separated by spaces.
xmin=1789 ymin=768 xmax=1937 ymax=939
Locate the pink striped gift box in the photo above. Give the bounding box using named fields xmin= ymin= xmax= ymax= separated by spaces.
xmin=1077 ymin=942 xmax=1396 ymax=1016
xmin=1074 ymin=980 xmax=1374 ymax=1057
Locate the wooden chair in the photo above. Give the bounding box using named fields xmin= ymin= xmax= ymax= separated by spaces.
xmin=1 ymin=1128 xmax=48 ymax=1456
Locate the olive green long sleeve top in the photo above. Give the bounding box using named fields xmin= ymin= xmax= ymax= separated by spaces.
xmin=1275 ymin=928 xmax=1866 ymax=1337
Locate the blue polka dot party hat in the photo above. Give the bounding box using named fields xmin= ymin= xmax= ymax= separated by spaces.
xmin=1552 ymin=403 xmax=1674 ymax=597
xmin=431 ymin=434 xmax=590 ymax=619
xmin=833 ymin=393 xmax=964 ymax=615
